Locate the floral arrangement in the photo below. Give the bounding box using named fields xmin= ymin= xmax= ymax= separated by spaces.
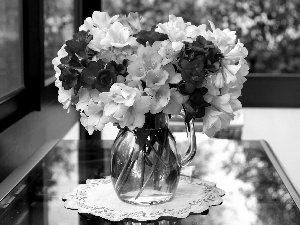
xmin=53 ymin=12 xmax=248 ymax=137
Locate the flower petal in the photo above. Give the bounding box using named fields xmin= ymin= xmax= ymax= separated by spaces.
xmin=163 ymin=90 xmax=184 ymax=115
xmin=133 ymin=96 xmax=151 ymax=113
xmin=150 ymin=85 xmax=171 ymax=114
xmin=104 ymin=102 xmax=119 ymax=116
xmin=171 ymin=41 xmax=184 ymax=51
xmin=211 ymin=94 xmax=233 ymax=114
xmin=92 ymin=11 xmax=115 ymax=30
xmin=146 ymin=69 xmax=169 ymax=88
xmin=132 ymin=112 xmax=145 ymax=128
xmin=79 ymin=17 xmax=94 ymax=31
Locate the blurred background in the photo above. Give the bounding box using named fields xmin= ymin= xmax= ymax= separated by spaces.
xmin=0 ymin=0 xmax=300 ymax=191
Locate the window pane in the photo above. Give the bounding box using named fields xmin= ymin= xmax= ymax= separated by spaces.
xmin=0 ymin=0 xmax=23 ymax=101
xmin=102 ymin=0 xmax=300 ymax=74
xmin=44 ymin=0 xmax=75 ymax=83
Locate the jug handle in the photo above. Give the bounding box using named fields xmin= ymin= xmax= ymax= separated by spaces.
xmin=180 ymin=118 xmax=197 ymax=167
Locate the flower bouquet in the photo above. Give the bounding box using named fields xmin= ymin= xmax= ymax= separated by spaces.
xmin=53 ymin=12 xmax=248 ymax=205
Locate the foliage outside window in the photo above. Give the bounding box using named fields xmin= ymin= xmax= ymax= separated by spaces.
xmin=0 ymin=0 xmax=23 ymax=101
xmin=44 ymin=0 xmax=74 ymax=82
xmin=103 ymin=0 xmax=300 ymax=74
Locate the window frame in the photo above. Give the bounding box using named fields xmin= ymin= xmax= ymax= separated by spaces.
xmin=0 ymin=0 xmax=43 ymax=133
xmin=0 ymin=0 xmax=103 ymax=133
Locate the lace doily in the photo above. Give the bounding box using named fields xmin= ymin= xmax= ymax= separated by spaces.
xmin=62 ymin=176 xmax=225 ymax=221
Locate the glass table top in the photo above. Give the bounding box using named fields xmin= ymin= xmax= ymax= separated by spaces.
xmin=0 ymin=138 xmax=299 ymax=225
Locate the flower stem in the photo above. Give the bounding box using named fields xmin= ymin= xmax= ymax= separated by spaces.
xmin=114 ymin=147 xmax=135 ymax=195
xmin=114 ymin=130 xmax=149 ymax=195
xmin=140 ymin=152 xmax=145 ymax=189
xmin=135 ymin=156 xmax=159 ymax=200
xmin=145 ymin=140 xmax=168 ymax=167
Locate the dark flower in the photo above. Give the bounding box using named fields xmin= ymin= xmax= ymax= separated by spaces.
xmin=59 ymin=67 xmax=79 ymax=90
xmin=95 ymin=69 xmax=117 ymax=92
xmin=82 ymin=60 xmax=118 ymax=92
xmin=135 ymin=25 xmax=168 ymax=46
xmin=60 ymin=30 xmax=93 ymax=71
xmin=60 ymin=47 xmax=82 ymax=68
xmin=180 ymin=55 xmax=206 ymax=89
xmin=82 ymin=60 xmax=104 ymax=86
xmin=178 ymin=80 xmax=195 ymax=94
xmin=179 ymin=35 xmax=223 ymax=91
xmin=183 ymin=87 xmax=210 ymax=122
xmin=106 ymin=60 xmax=128 ymax=77
xmin=65 ymin=30 xmax=92 ymax=58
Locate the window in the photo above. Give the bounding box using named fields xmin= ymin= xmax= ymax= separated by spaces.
xmin=0 ymin=0 xmax=36 ymax=132
xmin=0 ymin=0 xmax=23 ymax=101
xmin=0 ymin=0 xmax=101 ymax=180
xmin=44 ymin=0 xmax=75 ymax=85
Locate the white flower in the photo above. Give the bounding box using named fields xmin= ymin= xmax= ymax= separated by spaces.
xmin=76 ymin=88 xmax=109 ymax=134
xmin=206 ymin=21 xmax=237 ymax=54
xmin=75 ymin=88 xmax=90 ymax=112
xmin=213 ymin=59 xmax=241 ymax=89
xmin=162 ymin=63 xmax=182 ymax=84
xmin=163 ymin=89 xmax=188 ymax=115
xmin=111 ymin=46 xmax=135 ymax=64
xmin=185 ymin=24 xmax=207 ymax=39
xmin=219 ymin=59 xmax=249 ymax=95
xmin=146 ymin=69 xmax=169 ymax=89
xmin=127 ymin=42 xmax=163 ymax=81
xmin=80 ymin=110 xmax=109 ymax=135
xmin=87 ymin=27 xmax=107 ymax=51
xmin=119 ymin=95 xmax=151 ymax=130
xmin=99 ymin=83 xmax=151 ymax=130
xmin=202 ymin=93 xmax=236 ymax=137
xmin=147 ymin=85 xmax=171 ymax=114
xmin=206 ymin=93 xmax=233 ymax=114
xmin=235 ymin=59 xmax=249 ymax=87
xmin=158 ymin=40 xmax=179 ymax=65
xmin=79 ymin=12 xmax=120 ymax=51
xmin=52 ymin=45 xmax=68 ymax=79
xmin=92 ymin=11 xmax=119 ymax=30
xmin=205 ymin=76 xmax=221 ymax=97
xmin=139 ymin=42 xmax=162 ymax=70
xmin=79 ymin=17 xmax=94 ymax=32
xmin=203 ymin=107 xmax=222 ymax=136
xmin=100 ymin=21 xmax=138 ymax=48
xmin=156 ymin=15 xmax=191 ymax=51
xmin=203 ymin=107 xmax=234 ymax=137
xmin=55 ymin=81 xmax=73 ymax=111
xmin=225 ymin=40 xmax=248 ymax=63
xmin=118 ymin=12 xmax=142 ymax=34
xmin=127 ymin=58 xmax=147 ymax=81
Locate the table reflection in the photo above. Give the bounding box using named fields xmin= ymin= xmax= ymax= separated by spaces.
xmin=1 ymin=139 xmax=299 ymax=225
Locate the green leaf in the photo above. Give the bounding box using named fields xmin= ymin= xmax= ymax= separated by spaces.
xmin=135 ymin=25 xmax=168 ymax=46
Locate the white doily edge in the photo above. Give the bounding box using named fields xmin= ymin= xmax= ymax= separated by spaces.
xmin=62 ymin=177 xmax=225 ymax=221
